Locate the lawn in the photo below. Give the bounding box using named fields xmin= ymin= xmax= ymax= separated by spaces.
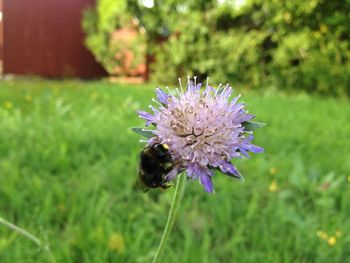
xmin=0 ymin=78 xmax=350 ymax=263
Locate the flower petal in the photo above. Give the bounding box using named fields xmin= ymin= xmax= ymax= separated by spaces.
xmin=137 ymin=110 xmax=155 ymax=126
xmin=220 ymin=85 xmax=232 ymax=98
xmin=239 ymin=135 xmax=264 ymax=154
xmin=237 ymin=112 xmax=255 ymax=123
xmin=156 ymin=87 xmax=170 ymax=105
xmin=187 ymin=81 xmax=202 ymax=92
xmin=245 ymin=144 xmax=264 ymax=153
xmin=218 ymin=161 xmax=244 ymax=180
xmin=239 ymin=147 xmax=250 ymax=158
xmin=186 ymin=163 xmax=199 ymax=179
xmin=186 ymin=163 xmax=214 ymax=193
xmin=200 ymin=171 xmax=214 ymax=193
xmin=165 ymin=166 xmax=180 ymax=181
xmin=204 ymin=84 xmax=215 ymax=96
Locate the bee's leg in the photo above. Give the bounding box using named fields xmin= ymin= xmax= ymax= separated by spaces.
xmin=160 ymin=183 xmax=172 ymax=190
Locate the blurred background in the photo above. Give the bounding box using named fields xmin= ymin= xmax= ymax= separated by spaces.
xmin=0 ymin=0 xmax=350 ymax=262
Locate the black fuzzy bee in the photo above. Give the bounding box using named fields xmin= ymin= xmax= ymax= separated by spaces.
xmin=137 ymin=143 xmax=174 ymax=192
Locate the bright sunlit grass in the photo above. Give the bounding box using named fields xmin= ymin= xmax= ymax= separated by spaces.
xmin=0 ymin=78 xmax=349 ymax=262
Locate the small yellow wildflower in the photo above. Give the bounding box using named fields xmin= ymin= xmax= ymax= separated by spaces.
xmin=313 ymin=32 xmax=321 ymax=39
xmin=58 ymin=203 xmax=66 ymax=212
xmin=91 ymin=92 xmax=99 ymax=100
xmin=336 ymin=231 xmax=342 ymax=237
xmin=4 ymin=102 xmax=13 ymax=110
xmin=94 ymin=226 xmax=104 ymax=243
xmin=320 ymin=25 xmax=328 ymax=34
xmin=328 ymin=236 xmax=336 ymax=246
xmin=108 ymin=233 xmax=125 ymax=254
xmin=53 ymin=88 xmax=60 ymax=95
xmin=0 ymin=238 xmax=9 ymax=250
xmin=269 ymin=167 xmax=277 ymax=175
xmin=283 ymin=12 xmax=292 ymax=23
xmin=25 ymin=95 xmax=32 ymax=102
xmin=317 ymin=230 xmax=328 ymax=240
xmin=347 ymin=176 xmax=350 ymax=183
xmin=268 ymin=180 xmax=278 ymax=192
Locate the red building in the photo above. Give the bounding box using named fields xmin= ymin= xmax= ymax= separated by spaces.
xmin=2 ymin=0 xmax=106 ymax=78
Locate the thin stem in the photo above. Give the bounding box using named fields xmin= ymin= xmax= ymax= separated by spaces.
xmin=152 ymin=173 xmax=187 ymax=263
xmin=0 ymin=216 xmax=56 ymax=263
xmin=0 ymin=216 xmax=41 ymax=246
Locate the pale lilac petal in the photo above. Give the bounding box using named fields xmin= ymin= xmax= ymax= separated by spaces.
xmin=186 ymin=163 xmax=199 ymax=179
xmin=204 ymin=84 xmax=215 ymax=95
xmin=220 ymin=85 xmax=232 ymax=98
xmin=239 ymin=148 xmax=250 ymax=158
xmin=187 ymin=81 xmax=202 ymax=92
xmin=239 ymin=135 xmax=264 ymax=154
xmin=236 ymin=113 xmax=255 ymax=123
xmin=245 ymin=144 xmax=264 ymax=153
xmin=146 ymin=137 xmax=157 ymax=147
xmin=156 ymin=87 xmax=170 ymax=105
xmin=137 ymin=110 xmax=155 ymax=126
xmin=199 ymin=172 xmax=214 ymax=193
xmin=206 ymin=153 xmax=221 ymax=168
xmin=165 ymin=166 xmax=180 ymax=181
xmin=187 ymin=163 xmax=214 ymax=193
xmin=230 ymin=95 xmax=241 ymax=105
xmin=218 ymin=161 xmax=243 ymax=180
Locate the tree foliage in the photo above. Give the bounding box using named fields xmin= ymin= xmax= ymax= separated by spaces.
xmin=82 ymin=0 xmax=350 ymax=95
xmin=82 ymin=0 xmax=145 ymax=74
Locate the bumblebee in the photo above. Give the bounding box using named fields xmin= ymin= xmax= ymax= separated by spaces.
xmin=137 ymin=143 xmax=174 ymax=192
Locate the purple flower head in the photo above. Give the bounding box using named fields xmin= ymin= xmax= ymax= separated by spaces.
xmin=136 ymin=77 xmax=264 ymax=193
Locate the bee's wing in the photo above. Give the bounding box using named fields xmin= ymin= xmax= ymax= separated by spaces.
xmin=137 ymin=173 xmax=150 ymax=193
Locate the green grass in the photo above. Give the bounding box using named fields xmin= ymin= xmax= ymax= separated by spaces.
xmin=0 ymin=78 xmax=350 ymax=262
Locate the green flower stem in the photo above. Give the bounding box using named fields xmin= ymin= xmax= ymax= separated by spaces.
xmin=0 ymin=216 xmax=55 ymax=263
xmin=152 ymin=173 xmax=187 ymax=263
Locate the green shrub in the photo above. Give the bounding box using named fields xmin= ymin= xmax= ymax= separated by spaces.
xmin=82 ymin=0 xmax=145 ymax=75
xmin=271 ymin=30 xmax=350 ymax=96
xmin=82 ymin=0 xmax=350 ymax=96
xmin=149 ymin=0 xmax=350 ymax=95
